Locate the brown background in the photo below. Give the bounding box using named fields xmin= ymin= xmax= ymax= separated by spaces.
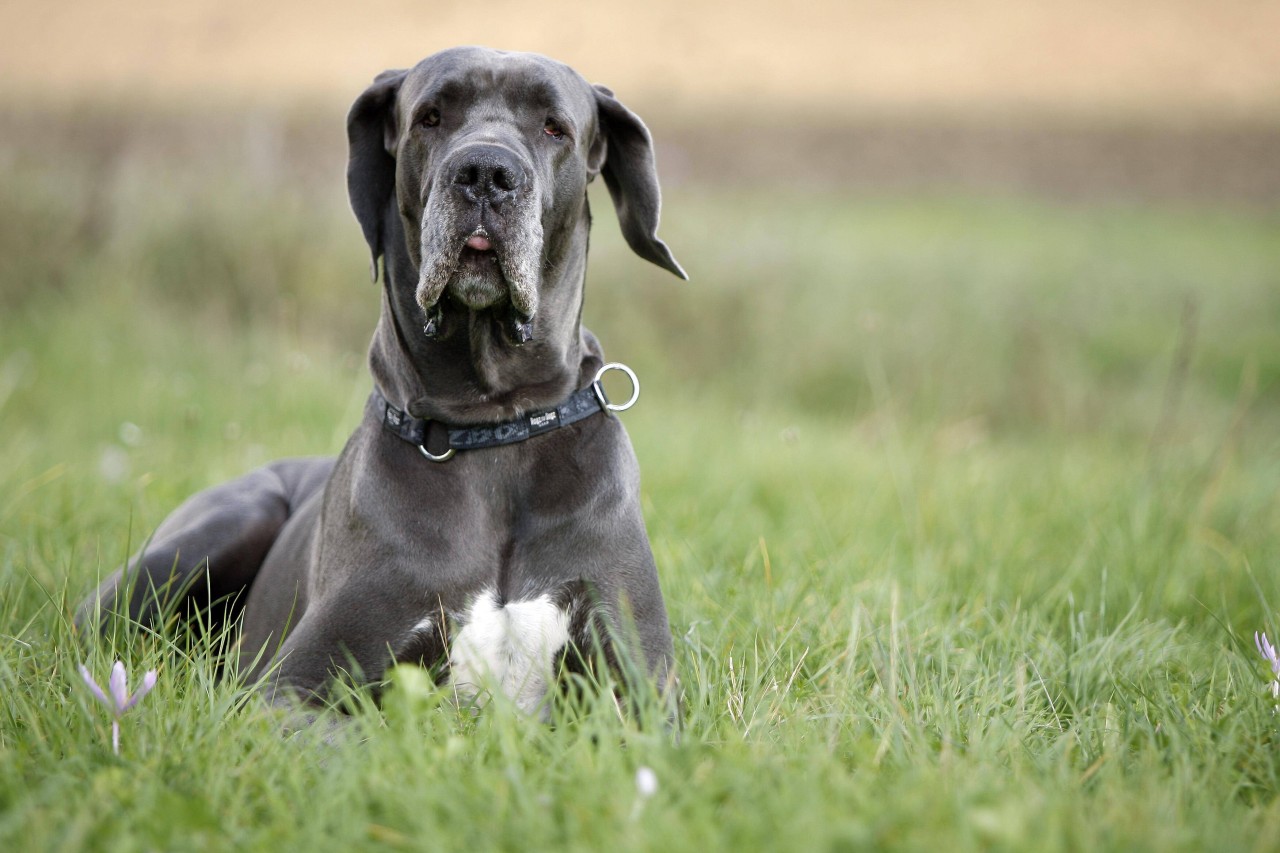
xmin=3 ymin=1 xmax=1278 ymax=203
xmin=4 ymin=0 xmax=1278 ymax=118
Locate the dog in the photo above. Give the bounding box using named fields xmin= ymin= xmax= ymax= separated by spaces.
xmin=77 ymin=46 xmax=686 ymax=718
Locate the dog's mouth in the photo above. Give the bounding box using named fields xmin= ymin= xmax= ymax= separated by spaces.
xmin=464 ymin=232 xmax=493 ymax=252
xmin=458 ymin=239 xmax=501 ymax=279
xmin=417 ymin=229 xmax=536 ymax=343
xmin=447 ymin=231 xmax=509 ymax=310
xmin=416 ymin=196 xmax=544 ymax=327
xmin=458 ymin=245 xmax=498 ymax=270
xmin=458 ymin=231 xmax=500 ymax=278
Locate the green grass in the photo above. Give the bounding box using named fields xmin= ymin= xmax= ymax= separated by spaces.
xmin=2 ymin=131 xmax=1280 ymax=851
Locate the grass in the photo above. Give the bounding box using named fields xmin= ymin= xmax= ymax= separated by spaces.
xmin=2 ymin=123 xmax=1280 ymax=851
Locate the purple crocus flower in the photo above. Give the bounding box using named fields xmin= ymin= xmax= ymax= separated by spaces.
xmin=79 ymin=660 xmax=157 ymax=754
xmin=1255 ymin=632 xmax=1280 ymax=699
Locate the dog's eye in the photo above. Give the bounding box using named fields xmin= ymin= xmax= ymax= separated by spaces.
xmin=543 ymin=118 xmax=566 ymax=141
xmin=420 ymin=108 xmax=441 ymax=128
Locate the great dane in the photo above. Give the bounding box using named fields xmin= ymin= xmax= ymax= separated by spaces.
xmin=77 ymin=47 xmax=686 ymax=717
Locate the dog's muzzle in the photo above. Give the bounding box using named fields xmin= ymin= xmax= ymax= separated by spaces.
xmin=415 ymin=143 xmax=544 ymax=332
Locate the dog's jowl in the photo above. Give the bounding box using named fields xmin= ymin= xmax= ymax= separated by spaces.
xmin=77 ymin=47 xmax=686 ymax=717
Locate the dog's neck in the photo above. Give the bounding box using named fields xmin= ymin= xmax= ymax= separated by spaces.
xmin=368 ymin=196 xmax=601 ymax=424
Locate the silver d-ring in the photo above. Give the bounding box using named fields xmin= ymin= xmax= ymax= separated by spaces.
xmin=418 ymin=444 xmax=455 ymax=462
xmin=592 ymin=362 xmax=640 ymax=412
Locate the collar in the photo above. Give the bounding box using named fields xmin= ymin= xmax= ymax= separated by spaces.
xmin=373 ymin=362 xmax=639 ymax=462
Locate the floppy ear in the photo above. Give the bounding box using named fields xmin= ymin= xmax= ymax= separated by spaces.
xmin=592 ymin=84 xmax=687 ymax=280
xmin=347 ymin=69 xmax=408 ymax=282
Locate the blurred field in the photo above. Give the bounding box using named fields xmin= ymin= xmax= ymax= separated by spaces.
xmin=3 ymin=3 xmax=1280 ymax=849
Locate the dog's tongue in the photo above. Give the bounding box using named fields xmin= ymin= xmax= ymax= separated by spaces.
xmin=466 ymin=234 xmax=492 ymax=251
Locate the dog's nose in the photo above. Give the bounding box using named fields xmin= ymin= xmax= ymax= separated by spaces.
xmin=451 ymin=145 xmax=526 ymax=205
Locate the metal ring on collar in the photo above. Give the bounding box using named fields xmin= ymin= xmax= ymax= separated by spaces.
xmin=592 ymin=362 xmax=640 ymax=412
xmin=418 ymin=444 xmax=455 ymax=462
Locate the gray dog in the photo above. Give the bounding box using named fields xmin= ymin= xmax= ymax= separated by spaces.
xmin=78 ymin=47 xmax=686 ymax=717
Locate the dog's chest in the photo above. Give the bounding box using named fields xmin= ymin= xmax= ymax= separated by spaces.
xmin=422 ymin=588 xmax=575 ymax=718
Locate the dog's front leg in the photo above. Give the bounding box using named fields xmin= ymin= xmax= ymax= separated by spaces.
xmin=584 ymin=559 xmax=680 ymax=723
xmin=244 ymin=586 xmax=426 ymax=708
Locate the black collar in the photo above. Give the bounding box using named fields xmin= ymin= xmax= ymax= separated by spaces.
xmin=373 ymin=365 xmax=636 ymax=462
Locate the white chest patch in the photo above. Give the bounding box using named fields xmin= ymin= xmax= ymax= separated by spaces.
xmin=448 ymin=589 xmax=571 ymax=719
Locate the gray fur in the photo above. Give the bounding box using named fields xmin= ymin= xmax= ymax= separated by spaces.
xmin=76 ymin=47 xmax=685 ymax=709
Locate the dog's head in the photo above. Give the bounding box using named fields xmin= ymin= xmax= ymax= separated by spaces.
xmin=347 ymin=47 xmax=685 ymax=335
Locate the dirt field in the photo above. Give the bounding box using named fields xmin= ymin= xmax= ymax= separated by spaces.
xmin=4 ymin=0 xmax=1279 ymax=119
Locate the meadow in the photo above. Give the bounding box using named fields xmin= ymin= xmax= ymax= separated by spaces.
xmin=2 ymin=111 xmax=1279 ymax=851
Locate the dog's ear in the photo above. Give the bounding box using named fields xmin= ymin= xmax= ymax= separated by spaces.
xmin=591 ymin=84 xmax=688 ymax=280
xmin=347 ymin=69 xmax=408 ymax=282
